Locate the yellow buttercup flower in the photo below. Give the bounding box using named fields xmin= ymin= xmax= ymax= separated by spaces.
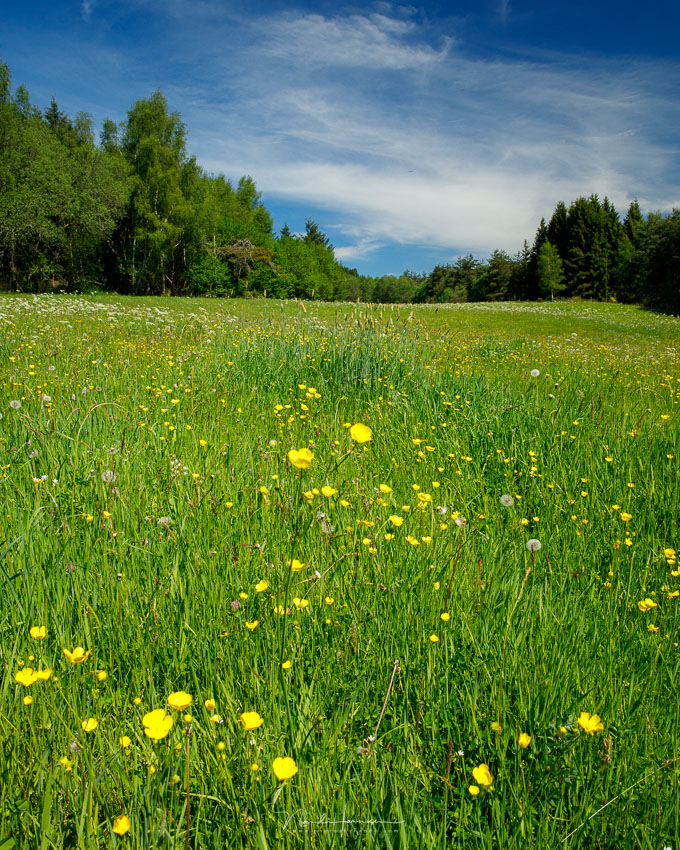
xmin=288 ymin=448 xmax=313 ymax=469
xmin=468 ymin=785 xmax=480 ymax=796
xmin=245 ymin=620 xmax=259 ymax=631
xmin=518 ymin=733 xmax=531 ymax=748
xmin=112 ymin=815 xmax=131 ymax=835
xmin=15 ymin=668 xmax=38 ymax=686
xmin=167 ymin=691 xmax=192 ymax=711
xmin=472 ymin=764 xmax=493 ymax=786
xmin=119 ymin=736 xmax=132 ymax=748
xmin=350 ymin=423 xmax=372 ymax=443
xmin=204 ymin=699 xmax=216 ymax=711
xmin=321 ymin=486 xmax=337 ymax=497
xmin=637 ymin=598 xmax=658 ymax=612
xmin=577 ymin=712 xmax=604 ymax=735
xmin=143 ymin=708 xmax=174 ymax=741
xmin=35 ymin=668 xmax=53 ymax=681
xmin=389 ymin=515 xmax=403 ymax=526
xmin=81 ymin=718 xmax=98 ymax=733
xmin=30 ymin=626 xmax=47 ymax=640
xmin=272 ymin=756 xmax=298 ymax=781
xmin=255 ymin=579 xmax=269 ymax=593
xmin=240 ymin=711 xmax=264 ymax=730
xmin=63 ymin=647 xmax=90 ymax=664
xmin=289 ymin=559 xmax=306 ymax=572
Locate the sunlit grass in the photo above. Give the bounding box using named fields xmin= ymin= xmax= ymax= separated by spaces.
xmin=0 ymin=295 xmax=679 ymax=848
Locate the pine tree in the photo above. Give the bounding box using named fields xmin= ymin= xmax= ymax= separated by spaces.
xmin=526 ymin=218 xmax=549 ymax=299
xmin=624 ymin=200 xmax=645 ymax=247
xmin=303 ymin=219 xmax=333 ymax=253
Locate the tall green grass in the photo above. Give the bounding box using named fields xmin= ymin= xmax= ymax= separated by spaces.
xmin=0 ymin=295 xmax=678 ymax=848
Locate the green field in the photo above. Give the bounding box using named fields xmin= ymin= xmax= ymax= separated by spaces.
xmin=1 ymin=295 xmax=679 ymax=849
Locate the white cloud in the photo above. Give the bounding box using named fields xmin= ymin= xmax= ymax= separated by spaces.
xmin=263 ymin=11 xmax=453 ymax=70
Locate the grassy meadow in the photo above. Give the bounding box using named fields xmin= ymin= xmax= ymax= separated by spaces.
xmin=0 ymin=294 xmax=679 ymax=849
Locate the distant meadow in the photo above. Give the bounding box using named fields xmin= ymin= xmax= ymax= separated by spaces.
xmin=1 ymin=295 xmax=679 ymax=848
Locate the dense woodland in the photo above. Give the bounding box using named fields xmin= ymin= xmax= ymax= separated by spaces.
xmin=1 ymin=58 xmax=678 ymax=309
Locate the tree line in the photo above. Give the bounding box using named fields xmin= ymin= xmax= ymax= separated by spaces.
xmin=1 ymin=58 xmax=678 ymax=310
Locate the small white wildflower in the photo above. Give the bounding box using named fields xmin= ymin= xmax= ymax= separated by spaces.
xmin=9 ymin=400 xmax=21 ymax=410
xmin=157 ymin=516 xmax=172 ymax=528
xmin=500 ymin=494 xmax=514 ymax=507
xmin=102 ymin=470 xmax=117 ymax=484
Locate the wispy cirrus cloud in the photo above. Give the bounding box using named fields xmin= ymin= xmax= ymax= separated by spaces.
xmin=186 ymin=7 xmax=679 ymax=262
xmin=263 ymin=11 xmax=453 ymax=70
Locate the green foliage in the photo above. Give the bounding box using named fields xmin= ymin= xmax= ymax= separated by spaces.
xmin=185 ymin=252 xmax=231 ymax=296
xmin=536 ymin=241 xmax=566 ymax=300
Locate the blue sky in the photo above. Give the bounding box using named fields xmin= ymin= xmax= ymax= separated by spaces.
xmin=2 ymin=0 xmax=679 ymax=276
